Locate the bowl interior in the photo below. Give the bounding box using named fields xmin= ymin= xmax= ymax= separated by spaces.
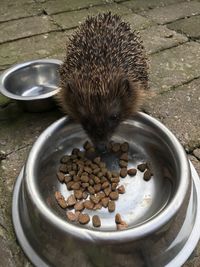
xmin=4 ymin=62 xmax=59 ymax=98
xmin=29 ymin=116 xmax=181 ymax=231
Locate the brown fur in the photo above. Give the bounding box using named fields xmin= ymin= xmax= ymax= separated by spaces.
xmin=56 ymin=12 xmax=148 ymax=145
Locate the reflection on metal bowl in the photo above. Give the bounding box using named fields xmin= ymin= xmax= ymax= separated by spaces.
xmin=0 ymin=59 xmax=62 ymax=112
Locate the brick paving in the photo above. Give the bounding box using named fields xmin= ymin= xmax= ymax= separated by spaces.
xmin=0 ymin=0 xmax=200 ymax=266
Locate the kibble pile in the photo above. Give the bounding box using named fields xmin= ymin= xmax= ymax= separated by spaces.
xmin=55 ymin=141 xmax=153 ymax=230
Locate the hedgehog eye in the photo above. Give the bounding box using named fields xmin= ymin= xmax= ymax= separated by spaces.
xmin=109 ymin=114 xmax=119 ymax=121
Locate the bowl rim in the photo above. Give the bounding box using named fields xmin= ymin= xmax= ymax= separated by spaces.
xmin=25 ymin=112 xmax=190 ymax=244
xmin=0 ymin=59 xmax=62 ymax=101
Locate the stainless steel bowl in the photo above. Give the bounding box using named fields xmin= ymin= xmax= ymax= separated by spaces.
xmin=12 ymin=113 xmax=200 ymax=267
xmin=0 ymin=59 xmax=62 ymax=112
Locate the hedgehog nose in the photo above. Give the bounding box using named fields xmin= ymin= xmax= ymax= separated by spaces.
xmin=95 ymin=142 xmax=107 ymax=153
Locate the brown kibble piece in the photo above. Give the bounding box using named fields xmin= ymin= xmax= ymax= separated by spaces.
xmin=104 ymin=186 xmax=111 ymax=196
xmin=112 ymin=171 xmax=119 ymax=177
xmin=66 ymin=211 xmax=77 ymax=222
xmin=100 ymin=177 xmax=108 ymax=183
xmin=78 ymin=213 xmax=90 ymax=224
xmin=74 ymin=201 xmax=84 ymax=211
xmin=119 ymin=160 xmax=128 ymax=168
xmin=55 ymin=191 xmax=67 ymax=209
xmin=111 ymin=183 xmax=118 ymax=191
xmin=90 ymin=195 xmax=100 ymax=204
xmin=93 ymin=157 xmax=101 ymax=164
xmin=82 ymin=182 xmax=89 ymax=188
xmin=101 ymin=181 xmax=109 ymax=189
xmin=60 ymin=155 xmax=71 ymax=163
xmin=112 ymin=143 xmax=121 ymax=153
xmin=71 ymin=182 xmax=80 ymax=190
xmin=101 ymin=197 xmax=109 ymax=208
xmin=82 ymin=191 xmax=88 ymax=199
xmin=93 ymin=168 xmax=100 ymax=175
xmin=67 ymin=195 xmax=76 ymax=206
xmin=84 ymin=200 xmax=94 ymax=210
xmin=117 ymin=185 xmax=125 ymax=194
xmin=57 ymin=172 xmax=65 ymax=183
xmin=88 ymin=186 xmax=95 ymax=195
xmin=117 ymin=221 xmax=128 ymax=230
xmin=94 ymin=183 xmax=101 ymax=193
xmin=109 ymin=191 xmax=119 ymax=200
xmin=93 ymin=203 xmax=102 ymax=210
xmin=73 ymin=175 xmax=80 ymax=182
xmin=65 ymin=175 xmax=72 ymax=183
xmin=120 ymin=153 xmax=128 ymax=161
xmin=97 ymin=191 xmax=106 ymax=200
xmin=93 ymin=176 xmax=101 ymax=184
xmin=121 ymin=142 xmax=129 ymax=152
xmin=92 ymin=215 xmax=101 ymax=227
xmin=106 ymin=171 xmax=112 ymax=180
xmin=59 ymin=164 xmax=68 ymax=173
xmin=120 ymin=168 xmax=127 ymax=178
xmin=137 ymin=163 xmax=147 ymax=172
xmin=127 ymin=168 xmax=137 ymax=176
xmin=84 ymin=166 xmax=92 ymax=174
xmin=115 ymin=213 xmax=123 ymax=224
xmin=89 ymin=179 xmax=95 ymax=186
xmin=111 ymin=177 xmax=120 ymax=183
xmin=81 ymin=175 xmax=89 ymax=183
xmin=66 ymin=181 xmax=74 ymax=190
xmin=74 ymin=190 xmax=83 ymax=199
xmin=143 ymin=169 xmax=152 ymax=181
xmin=108 ymin=201 xmax=115 ymax=212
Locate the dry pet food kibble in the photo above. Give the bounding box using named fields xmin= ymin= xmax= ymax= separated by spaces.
xmin=143 ymin=169 xmax=152 ymax=181
xmin=66 ymin=211 xmax=78 ymax=222
xmin=127 ymin=168 xmax=137 ymax=176
xmin=108 ymin=201 xmax=115 ymax=212
xmin=120 ymin=168 xmax=127 ymax=178
xmin=55 ymin=140 xmax=154 ymax=229
xmin=92 ymin=215 xmax=101 ymax=227
xmin=137 ymin=163 xmax=147 ymax=172
xmin=117 ymin=185 xmax=125 ymax=194
xmin=78 ymin=213 xmax=90 ymax=224
xmin=55 ymin=191 xmax=67 ymax=209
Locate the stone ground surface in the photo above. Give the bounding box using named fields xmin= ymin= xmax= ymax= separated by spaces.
xmin=0 ymin=0 xmax=200 ymax=266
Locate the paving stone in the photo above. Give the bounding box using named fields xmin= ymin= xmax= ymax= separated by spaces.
xmin=188 ymin=155 xmax=200 ymax=180
xmin=168 ymin=15 xmax=200 ymax=39
xmin=140 ymin=25 xmax=188 ymax=54
xmin=0 ymin=30 xmax=73 ymax=71
xmin=0 ymin=238 xmax=16 ymax=267
xmin=0 ymin=15 xmax=59 ymax=44
xmin=120 ymin=0 xmax=185 ymax=12
xmin=42 ymin=0 xmax=113 ymax=15
xmin=193 ymin=149 xmax=200 ymax=160
xmin=121 ymin=13 xmax=155 ymax=31
xmin=144 ymin=78 xmax=200 ymax=151
xmin=141 ymin=1 xmax=200 ymax=24
xmin=52 ymin=3 xmax=131 ymax=30
xmin=0 ymin=105 xmax=61 ymax=156
xmin=0 ymin=94 xmax=11 ymax=107
xmin=0 ymin=0 xmax=42 ymax=22
xmin=149 ymin=42 xmax=200 ymax=92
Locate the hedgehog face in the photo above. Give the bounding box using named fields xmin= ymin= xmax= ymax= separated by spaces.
xmin=61 ymin=77 xmax=141 ymax=150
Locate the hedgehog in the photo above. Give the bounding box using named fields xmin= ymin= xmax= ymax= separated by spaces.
xmin=57 ymin=12 xmax=148 ymax=150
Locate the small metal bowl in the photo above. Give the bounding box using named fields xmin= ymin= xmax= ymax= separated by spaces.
xmin=12 ymin=113 xmax=200 ymax=267
xmin=0 ymin=59 xmax=62 ymax=112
